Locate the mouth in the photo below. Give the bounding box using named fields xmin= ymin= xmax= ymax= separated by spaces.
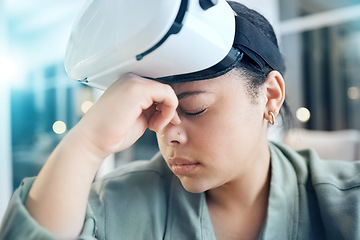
xmin=168 ymin=157 xmax=200 ymax=176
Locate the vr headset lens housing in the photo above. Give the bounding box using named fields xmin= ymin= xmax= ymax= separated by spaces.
xmin=65 ymin=0 xmax=284 ymax=89
xmin=65 ymin=0 xmax=236 ymax=90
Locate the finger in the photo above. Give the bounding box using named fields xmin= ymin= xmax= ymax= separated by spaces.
xmin=156 ymin=103 xmax=181 ymax=125
xmin=146 ymin=83 xmax=179 ymax=113
xmin=148 ymin=104 xmax=181 ymax=131
xmin=148 ymin=110 xmax=163 ymax=132
xmin=142 ymin=83 xmax=179 ymax=130
xmin=143 ymin=103 xmax=157 ymax=121
xmin=171 ymin=111 xmax=181 ymax=125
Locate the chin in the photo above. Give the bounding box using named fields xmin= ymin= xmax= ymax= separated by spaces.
xmin=178 ymin=177 xmax=210 ymax=193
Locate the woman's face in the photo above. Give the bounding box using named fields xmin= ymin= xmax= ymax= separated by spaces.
xmin=156 ymin=70 xmax=270 ymax=193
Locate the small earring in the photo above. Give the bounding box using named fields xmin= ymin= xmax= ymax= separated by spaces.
xmin=268 ymin=111 xmax=275 ymax=125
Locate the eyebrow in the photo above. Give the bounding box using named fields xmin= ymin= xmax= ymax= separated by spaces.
xmin=176 ymin=91 xmax=209 ymax=100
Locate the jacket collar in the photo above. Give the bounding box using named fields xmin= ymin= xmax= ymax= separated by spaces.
xmin=258 ymin=142 xmax=299 ymax=239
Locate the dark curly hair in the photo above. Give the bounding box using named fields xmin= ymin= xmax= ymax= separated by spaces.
xmin=228 ymin=1 xmax=293 ymax=129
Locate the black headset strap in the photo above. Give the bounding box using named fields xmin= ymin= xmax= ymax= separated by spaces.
xmin=153 ymin=47 xmax=243 ymax=83
xmin=233 ymin=15 xmax=285 ymax=74
xmin=153 ymin=14 xmax=284 ymax=83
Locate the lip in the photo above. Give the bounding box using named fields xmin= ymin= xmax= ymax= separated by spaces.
xmin=168 ymin=157 xmax=200 ymax=176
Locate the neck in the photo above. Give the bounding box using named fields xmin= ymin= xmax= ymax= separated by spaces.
xmin=205 ymin=142 xmax=271 ymax=240
xmin=206 ymin=142 xmax=271 ymax=212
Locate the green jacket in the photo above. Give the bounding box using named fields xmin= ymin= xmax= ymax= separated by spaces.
xmin=1 ymin=142 xmax=360 ymax=239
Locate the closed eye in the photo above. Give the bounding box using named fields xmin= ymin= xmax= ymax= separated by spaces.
xmin=184 ymin=108 xmax=207 ymax=116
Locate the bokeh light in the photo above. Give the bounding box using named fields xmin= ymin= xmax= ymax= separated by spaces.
xmin=81 ymin=100 xmax=94 ymax=114
xmin=348 ymin=87 xmax=360 ymax=100
xmin=296 ymin=107 xmax=311 ymax=123
xmin=52 ymin=121 xmax=67 ymax=134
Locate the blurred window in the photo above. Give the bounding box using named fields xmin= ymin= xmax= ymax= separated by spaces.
xmin=280 ymin=0 xmax=360 ymax=131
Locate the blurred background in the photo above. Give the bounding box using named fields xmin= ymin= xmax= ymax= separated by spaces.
xmin=1 ymin=0 xmax=360 ymax=221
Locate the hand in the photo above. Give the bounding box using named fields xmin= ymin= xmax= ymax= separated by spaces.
xmin=75 ymin=74 xmax=181 ymax=159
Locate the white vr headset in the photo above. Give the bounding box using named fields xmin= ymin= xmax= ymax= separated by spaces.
xmin=65 ymin=0 xmax=236 ymax=90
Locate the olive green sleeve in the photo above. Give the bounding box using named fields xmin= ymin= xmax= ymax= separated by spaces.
xmin=0 ymin=177 xmax=99 ymax=240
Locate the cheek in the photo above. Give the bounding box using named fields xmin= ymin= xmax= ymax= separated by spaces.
xmin=194 ymin=105 xmax=264 ymax=154
xmin=186 ymin=113 xmax=237 ymax=154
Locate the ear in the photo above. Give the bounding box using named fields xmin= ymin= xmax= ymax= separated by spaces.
xmin=263 ymin=71 xmax=285 ymax=118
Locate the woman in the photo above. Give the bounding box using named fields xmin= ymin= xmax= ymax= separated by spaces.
xmin=1 ymin=2 xmax=360 ymax=240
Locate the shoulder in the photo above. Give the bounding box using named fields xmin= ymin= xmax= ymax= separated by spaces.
xmin=88 ymin=152 xmax=174 ymax=209
xmin=270 ymin=142 xmax=360 ymax=237
xmin=92 ymin=152 xmax=172 ymax=193
xmin=103 ymin=152 xmax=170 ymax=179
xmin=87 ymin=152 xmax=175 ymax=238
xmin=270 ymin=141 xmax=360 ymax=190
xmin=269 ymin=142 xmax=360 ymax=238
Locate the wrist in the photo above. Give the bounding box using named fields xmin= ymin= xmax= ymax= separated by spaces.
xmin=60 ymin=125 xmax=109 ymax=171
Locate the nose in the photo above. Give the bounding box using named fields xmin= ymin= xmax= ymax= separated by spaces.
xmin=161 ymin=123 xmax=187 ymax=146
